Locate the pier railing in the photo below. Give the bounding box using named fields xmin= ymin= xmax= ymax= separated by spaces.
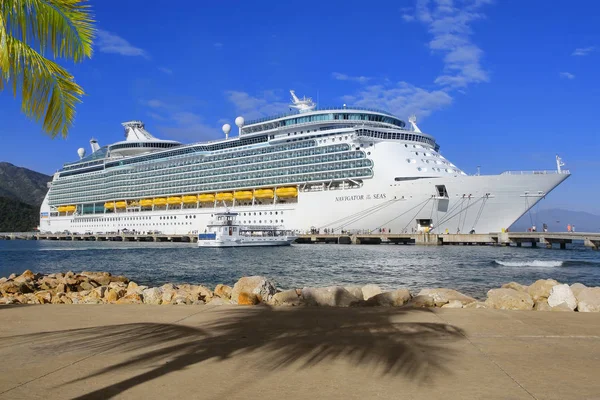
xmin=500 ymin=170 xmax=570 ymax=175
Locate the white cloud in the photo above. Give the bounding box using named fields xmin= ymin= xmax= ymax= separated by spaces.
xmin=572 ymin=46 xmax=595 ymax=56
xmin=158 ymin=67 xmax=173 ymax=75
xmin=146 ymin=99 xmax=166 ymax=108
xmin=142 ymin=99 xmax=220 ymax=141
xmin=96 ymin=29 xmax=148 ymax=58
xmin=225 ymin=90 xmax=289 ymax=120
xmin=560 ymin=72 xmax=575 ymax=80
xmin=214 ymin=42 xmax=223 ymax=48
xmin=417 ymin=0 xmax=490 ymax=88
xmin=401 ymin=14 xmax=415 ymax=22
xmin=332 ymin=72 xmax=371 ymax=84
xmin=341 ymin=82 xmax=453 ymax=119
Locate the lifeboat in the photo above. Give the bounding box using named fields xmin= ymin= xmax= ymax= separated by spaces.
xmin=215 ymin=192 xmax=233 ymax=201
xmin=140 ymin=199 xmax=153 ymax=207
xmin=57 ymin=206 xmax=68 ymax=212
xmin=64 ymin=205 xmax=76 ymax=212
xmin=254 ymin=189 xmax=274 ymax=199
xmin=275 ymin=187 xmax=298 ymax=198
xmin=167 ymin=196 xmax=182 ymax=205
xmin=129 ymin=201 xmax=140 ymax=207
xmin=234 ymin=191 xmax=253 ymax=201
xmin=198 ymin=193 xmax=215 ymax=203
xmin=183 ymin=195 xmax=198 ymax=204
xmin=104 ymin=202 xmax=115 ymax=209
xmin=115 ymin=201 xmax=127 ymax=209
xmin=153 ymin=198 xmax=167 ymax=206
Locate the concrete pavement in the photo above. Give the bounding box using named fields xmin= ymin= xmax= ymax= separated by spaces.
xmin=0 ymin=305 xmax=599 ymax=400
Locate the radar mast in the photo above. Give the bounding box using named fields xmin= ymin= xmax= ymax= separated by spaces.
xmin=289 ymin=90 xmax=316 ymax=113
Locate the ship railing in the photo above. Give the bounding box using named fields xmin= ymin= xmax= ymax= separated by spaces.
xmin=246 ymin=106 xmax=395 ymax=126
xmin=500 ymin=170 xmax=571 ymax=175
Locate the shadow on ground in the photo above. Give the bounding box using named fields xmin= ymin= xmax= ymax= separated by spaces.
xmin=7 ymin=306 xmax=465 ymax=398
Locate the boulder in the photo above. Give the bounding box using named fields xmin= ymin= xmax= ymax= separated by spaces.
xmin=14 ymin=270 xmax=36 ymax=283
xmin=501 ymin=282 xmax=529 ymax=292
xmin=231 ymin=276 xmax=276 ymax=304
xmin=78 ymin=281 xmax=95 ymax=291
xmin=463 ymin=301 xmax=488 ymax=309
xmin=441 ymin=300 xmax=463 ymax=309
xmin=116 ymin=292 xmax=143 ymax=304
xmin=161 ymin=284 xmax=177 ymax=304
xmin=551 ymin=302 xmax=574 ymax=312
xmin=142 ymin=287 xmax=163 ymax=305
xmin=214 ymin=284 xmax=232 ymax=299
xmin=534 ymin=300 xmax=551 ymax=311
xmin=56 ymin=283 xmax=66 ymax=293
xmin=238 ymin=292 xmax=259 ymax=305
xmin=110 ymin=275 xmax=129 ymax=284
xmin=207 ymin=297 xmax=231 ymax=306
xmin=417 ymin=288 xmax=476 ymax=306
xmin=127 ymin=281 xmax=139 ymax=291
xmin=195 ymin=285 xmax=213 ymax=301
xmin=485 ymin=288 xmax=534 ymax=311
xmin=0 ymin=281 xmax=33 ymax=295
xmin=570 ymin=283 xmax=587 ymax=298
xmin=105 ymin=289 xmax=119 ymax=303
xmin=361 ymin=284 xmax=383 ymax=300
xmin=34 ymin=290 xmax=52 ymax=304
xmin=81 ymin=271 xmax=112 ymax=286
xmin=270 ymin=289 xmax=301 ymax=306
xmin=576 ymin=287 xmax=600 ymax=312
xmin=365 ymin=289 xmax=412 ymax=307
xmin=344 ymin=286 xmax=364 ymax=300
xmin=405 ymin=295 xmax=436 ymax=308
xmin=8 ymin=273 xmax=16 ymax=280
xmin=547 ymin=284 xmax=577 ymax=310
xmin=528 ymin=279 xmax=559 ymax=302
xmin=301 ymin=286 xmax=361 ymax=307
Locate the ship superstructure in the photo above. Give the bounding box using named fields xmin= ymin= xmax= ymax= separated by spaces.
xmin=40 ymin=91 xmax=570 ymax=235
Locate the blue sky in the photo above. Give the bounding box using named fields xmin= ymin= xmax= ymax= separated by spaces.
xmin=1 ymin=0 xmax=598 ymax=213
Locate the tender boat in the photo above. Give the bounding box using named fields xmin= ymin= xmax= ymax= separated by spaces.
xmin=198 ymin=212 xmax=296 ymax=247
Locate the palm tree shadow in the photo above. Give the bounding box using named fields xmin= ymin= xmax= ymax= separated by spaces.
xmin=16 ymin=306 xmax=465 ymax=399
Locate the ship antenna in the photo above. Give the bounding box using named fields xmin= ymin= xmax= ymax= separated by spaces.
xmin=556 ymin=154 xmax=565 ymax=174
xmin=408 ymin=114 xmax=421 ymax=133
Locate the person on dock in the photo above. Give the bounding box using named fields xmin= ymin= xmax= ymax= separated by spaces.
xmin=572 ymin=225 xmax=576 ymax=232
xmin=567 ymin=224 xmax=572 ymax=232
xmin=543 ymin=223 xmax=548 ymax=232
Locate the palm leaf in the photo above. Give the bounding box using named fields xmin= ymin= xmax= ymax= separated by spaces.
xmin=0 ymin=0 xmax=94 ymax=137
xmin=7 ymin=35 xmax=83 ymax=137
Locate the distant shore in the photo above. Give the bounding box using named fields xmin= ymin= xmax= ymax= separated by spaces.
xmin=1 ymin=270 xmax=599 ymax=312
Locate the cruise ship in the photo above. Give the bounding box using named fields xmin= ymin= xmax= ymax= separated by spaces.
xmin=40 ymin=91 xmax=570 ymax=235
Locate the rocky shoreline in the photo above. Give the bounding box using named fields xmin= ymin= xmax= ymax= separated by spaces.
xmin=0 ymin=270 xmax=599 ymax=312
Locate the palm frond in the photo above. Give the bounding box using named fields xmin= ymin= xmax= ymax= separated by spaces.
xmin=7 ymin=35 xmax=83 ymax=137
xmin=0 ymin=10 xmax=9 ymax=86
xmin=1 ymin=0 xmax=94 ymax=61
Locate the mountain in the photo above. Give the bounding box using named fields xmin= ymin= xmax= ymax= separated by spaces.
xmin=511 ymin=208 xmax=600 ymax=233
xmin=0 ymin=197 xmax=39 ymax=232
xmin=0 ymin=162 xmax=51 ymax=206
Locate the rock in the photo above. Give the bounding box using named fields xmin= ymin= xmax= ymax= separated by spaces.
xmin=161 ymin=284 xmax=177 ymax=304
xmin=14 ymin=270 xmax=36 ymax=283
xmin=464 ymin=301 xmax=488 ymax=309
xmin=81 ymin=271 xmax=112 ymax=286
xmin=142 ymin=287 xmax=163 ymax=305
xmin=301 ymin=286 xmax=362 ymax=307
xmin=110 ymin=275 xmax=129 ymax=284
xmin=361 ymin=284 xmax=383 ymax=300
xmin=231 ymin=276 xmax=276 ymax=304
xmin=0 ymin=281 xmax=33 ymax=295
xmin=78 ymin=281 xmax=95 ymax=291
xmin=56 ymin=283 xmax=66 ymax=293
xmin=576 ymin=287 xmax=600 ymax=312
xmin=214 ymin=284 xmax=232 ymax=299
xmin=105 ymin=289 xmax=119 ymax=303
xmin=237 ymin=292 xmax=259 ymax=305
xmin=195 ymin=285 xmax=213 ymax=301
xmin=116 ymin=292 xmax=143 ymax=304
xmin=270 ymin=289 xmax=301 ymax=306
xmin=441 ymin=300 xmax=463 ymax=308
xmin=8 ymin=273 xmax=16 ymax=280
xmin=485 ymin=288 xmax=534 ymax=311
xmin=172 ymin=295 xmax=190 ymax=305
xmin=527 ymin=279 xmax=559 ymax=302
xmin=551 ymin=302 xmax=574 ymax=312
xmin=192 ymin=300 xmax=205 ymax=306
xmin=34 ymin=290 xmax=52 ymax=304
xmin=534 ymin=300 xmax=552 ymax=311
xmin=405 ymin=295 xmax=436 ymax=308
xmin=207 ymin=297 xmax=231 ymax=305
xmin=344 ymin=286 xmax=364 ymax=300
xmin=365 ymin=289 xmax=412 ymax=307
xmin=417 ymin=288 xmax=476 ymax=306
xmin=127 ymin=281 xmax=139 ymax=291
xmin=501 ymin=282 xmax=529 ymax=292
xmin=547 ymin=284 xmax=577 ymax=310
xmin=570 ymin=283 xmax=587 ymax=298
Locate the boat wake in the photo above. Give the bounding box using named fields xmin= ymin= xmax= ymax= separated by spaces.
xmin=494 ymin=260 xmax=564 ymax=267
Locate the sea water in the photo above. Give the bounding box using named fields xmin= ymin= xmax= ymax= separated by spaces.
xmin=1 ymin=240 xmax=599 ymax=298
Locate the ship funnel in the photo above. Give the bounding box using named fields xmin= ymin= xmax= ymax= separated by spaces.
xmin=90 ymin=138 xmax=100 ymax=153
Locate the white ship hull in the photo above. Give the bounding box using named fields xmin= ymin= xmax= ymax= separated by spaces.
xmin=40 ymin=172 xmax=568 ymax=235
xmin=198 ymin=237 xmax=296 ymax=247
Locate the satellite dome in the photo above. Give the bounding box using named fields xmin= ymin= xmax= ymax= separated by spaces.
xmin=222 ymin=124 xmax=231 ymax=134
xmin=235 ymin=116 xmax=245 ymax=127
xmin=77 ymin=148 xmax=86 ymax=159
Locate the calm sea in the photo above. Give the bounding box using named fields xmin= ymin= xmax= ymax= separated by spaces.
xmin=1 ymin=240 xmax=599 ymax=298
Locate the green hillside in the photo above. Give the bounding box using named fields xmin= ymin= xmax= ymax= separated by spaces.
xmin=0 ymin=162 xmax=51 ymax=206
xmin=0 ymin=197 xmax=39 ymax=232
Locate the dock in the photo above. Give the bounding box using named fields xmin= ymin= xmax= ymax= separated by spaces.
xmin=0 ymin=231 xmax=598 ymax=249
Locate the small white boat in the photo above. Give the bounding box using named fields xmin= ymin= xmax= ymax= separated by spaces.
xmin=198 ymin=212 xmax=296 ymax=247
